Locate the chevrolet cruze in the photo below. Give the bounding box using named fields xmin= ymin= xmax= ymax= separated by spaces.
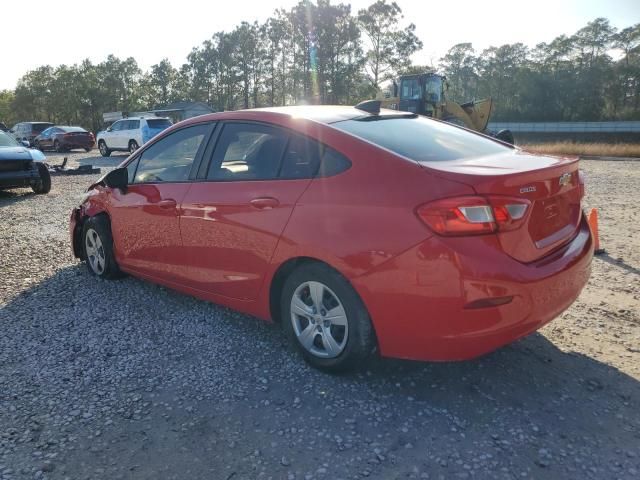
xmin=69 ymin=105 xmax=593 ymax=371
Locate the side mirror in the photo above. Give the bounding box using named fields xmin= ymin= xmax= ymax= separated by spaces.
xmin=106 ymin=126 xmax=112 ymax=132
xmin=21 ymin=140 xmax=30 ymax=147
xmin=103 ymin=167 xmax=128 ymax=192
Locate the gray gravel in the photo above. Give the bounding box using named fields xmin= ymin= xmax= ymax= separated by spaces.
xmin=1 ymin=151 xmax=639 ymax=480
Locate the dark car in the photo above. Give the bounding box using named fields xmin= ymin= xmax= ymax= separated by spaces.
xmin=0 ymin=131 xmax=51 ymax=194
xmin=0 ymin=122 xmax=8 ymax=132
xmin=34 ymin=126 xmax=95 ymax=152
xmin=10 ymin=122 xmax=54 ymax=145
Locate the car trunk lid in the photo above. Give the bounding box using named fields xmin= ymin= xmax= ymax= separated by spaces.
xmin=420 ymin=150 xmax=582 ymax=263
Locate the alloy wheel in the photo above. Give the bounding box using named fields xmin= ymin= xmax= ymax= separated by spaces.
xmin=85 ymin=228 xmax=106 ymax=275
xmin=290 ymin=281 xmax=348 ymax=358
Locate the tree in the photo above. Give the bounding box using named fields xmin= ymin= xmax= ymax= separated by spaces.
xmin=357 ymin=0 xmax=422 ymax=89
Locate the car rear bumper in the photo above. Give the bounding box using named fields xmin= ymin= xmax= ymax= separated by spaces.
xmin=62 ymin=140 xmax=95 ymax=149
xmin=0 ymin=168 xmax=40 ymax=189
xmin=351 ymin=213 xmax=593 ymax=362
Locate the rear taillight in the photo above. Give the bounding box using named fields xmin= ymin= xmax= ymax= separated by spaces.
xmin=417 ymin=196 xmax=531 ymax=236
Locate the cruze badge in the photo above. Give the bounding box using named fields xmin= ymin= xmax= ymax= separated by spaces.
xmin=559 ymin=173 xmax=572 ymax=186
xmin=520 ymin=186 xmax=536 ymax=194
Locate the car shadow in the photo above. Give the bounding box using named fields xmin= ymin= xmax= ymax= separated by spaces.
xmin=0 ymin=188 xmax=36 ymax=207
xmin=3 ymin=265 xmax=638 ymax=477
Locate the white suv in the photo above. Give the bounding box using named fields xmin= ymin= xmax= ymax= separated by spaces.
xmin=97 ymin=116 xmax=172 ymax=157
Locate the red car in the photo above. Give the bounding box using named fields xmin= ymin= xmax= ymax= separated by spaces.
xmin=34 ymin=126 xmax=95 ymax=152
xmin=69 ymin=105 xmax=593 ymax=371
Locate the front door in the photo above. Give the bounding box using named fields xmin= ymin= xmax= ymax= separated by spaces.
xmin=108 ymin=123 xmax=213 ymax=280
xmin=179 ymin=122 xmax=319 ymax=300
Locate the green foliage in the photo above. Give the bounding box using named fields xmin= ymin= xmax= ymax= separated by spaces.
xmin=440 ymin=19 xmax=640 ymax=121
xmin=4 ymin=4 xmax=640 ymax=129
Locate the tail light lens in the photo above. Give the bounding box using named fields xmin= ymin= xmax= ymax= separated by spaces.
xmin=417 ymin=196 xmax=531 ymax=236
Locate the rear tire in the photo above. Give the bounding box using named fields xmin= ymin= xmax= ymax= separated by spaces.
xmin=81 ymin=215 xmax=123 ymax=279
xmin=281 ymin=262 xmax=376 ymax=372
xmin=31 ymin=163 xmax=51 ymax=194
xmin=98 ymin=141 xmax=111 ymax=157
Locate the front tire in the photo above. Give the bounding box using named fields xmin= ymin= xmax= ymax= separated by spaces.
xmin=81 ymin=215 xmax=123 ymax=279
xmin=281 ymin=263 xmax=376 ymax=372
xmin=54 ymin=140 xmax=64 ymax=153
xmin=98 ymin=141 xmax=111 ymax=157
xmin=31 ymin=163 xmax=51 ymax=194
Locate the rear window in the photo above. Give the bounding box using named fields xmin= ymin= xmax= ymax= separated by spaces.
xmin=61 ymin=126 xmax=86 ymax=133
xmin=332 ymin=116 xmax=510 ymax=162
xmin=146 ymin=119 xmax=172 ymax=129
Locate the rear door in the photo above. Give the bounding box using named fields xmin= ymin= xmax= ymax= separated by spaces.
xmin=108 ymin=123 xmax=214 ymax=280
xmin=179 ymin=122 xmax=319 ymax=299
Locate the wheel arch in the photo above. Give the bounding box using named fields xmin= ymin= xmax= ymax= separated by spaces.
xmin=268 ymin=256 xmax=373 ymax=330
xmin=74 ymin=209 xmax=112 ymax=259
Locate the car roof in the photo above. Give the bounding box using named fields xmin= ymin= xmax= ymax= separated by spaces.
xmin=247 ymin=105 xmax=413 ymax=124
xmin=184 ymin=105 xmax=413 ymax=126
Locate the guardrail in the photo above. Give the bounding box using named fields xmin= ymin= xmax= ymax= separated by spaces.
xmin=488 ymin=121 xmax=640 ymax=133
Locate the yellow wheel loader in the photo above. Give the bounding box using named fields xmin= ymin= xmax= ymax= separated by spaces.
xmin=378 ymin=73 xmax=514 ymax=144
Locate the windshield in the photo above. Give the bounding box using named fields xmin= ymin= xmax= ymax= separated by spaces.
xmin=146 ymin=119 xmax=172 ymax=129
xmin=0 ymin=131 xmax=20 ymax=147
xmin=424 ymin=77 xmax=442 ymax=103
xmin=332 ymin=116 xmax=510 ymax=162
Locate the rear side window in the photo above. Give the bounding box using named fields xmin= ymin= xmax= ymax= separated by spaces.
xmin=147 ymin=119 xmax=172 ymax=129
xmin=279 ymin=134 xmax=322 ymax=179
xmin=279 ymin=134 xmax=350 ymax=179
xmin=32 ymin=123 xmax=52 ymax=133
xmin=332 ymin=116 xmax=510 ymax=162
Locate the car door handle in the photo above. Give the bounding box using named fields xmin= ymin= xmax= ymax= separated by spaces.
xmin=157 ymin=199 xmax=177 ymax=209
xmin=250 ymin=197 xmax=279 ymax=210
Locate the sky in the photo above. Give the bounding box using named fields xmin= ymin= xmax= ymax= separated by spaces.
xmin=1 ymin=0 xmax=639 ymax=90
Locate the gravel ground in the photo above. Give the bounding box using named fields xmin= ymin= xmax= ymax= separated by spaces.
xmin=1 ymin=151 xmax=639 ymax=480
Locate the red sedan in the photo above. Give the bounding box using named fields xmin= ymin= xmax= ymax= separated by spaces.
xmin=69 ymin=105 xmax=593 ymax=371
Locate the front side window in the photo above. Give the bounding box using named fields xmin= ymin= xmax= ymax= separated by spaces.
xmin=332 ymin=115 xmax=511 ymax=163
xmin=207 ymin=123 xmax=288 ymax=181
xmin=41 ymin=127 xmax=53 ymax=137
xmin=400 ymin=78 xmax=421 ymax=100
xmin=110 ymin=121 xmax=122 ymax=132
xmin=133 ymin=124 xmax=209 ymax=183
xmin=128 ymin=120 xmax=140 ymax=130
